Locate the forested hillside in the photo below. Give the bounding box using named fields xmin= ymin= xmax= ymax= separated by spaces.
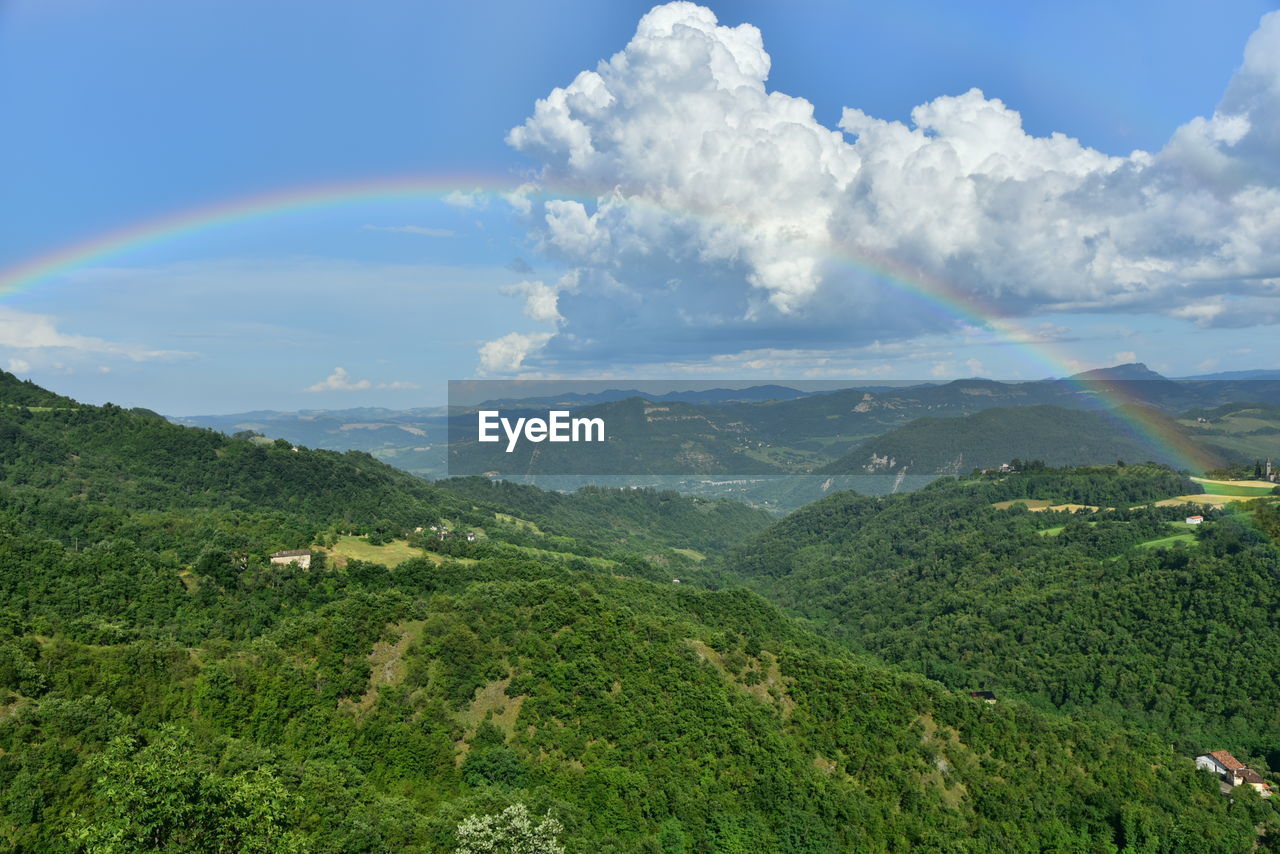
xmin=728 ymin=466 xmax=1280 ymax=766
xmin=818 ymin=405 xmax=1207 ymax=473
xmin=1 ymin=377 xmax=1276 ymax=851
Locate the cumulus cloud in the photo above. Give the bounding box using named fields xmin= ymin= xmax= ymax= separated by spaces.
xmin=444 ymin=189 xmax=487 ymax=209
xmin=305 ymin=367 xmax=371 ymax=392
xmin=488 ymin=2 xmax=1280 ymax=373
xmin=502 ymin=277 xmax=572 ymax=325
xmin=478 ymin=332 xmax=555 ymax=373
xmin=301 ymin=368 xmax=419 ymax=393
xmin=7 ymin=358 xmax=30 ymax=373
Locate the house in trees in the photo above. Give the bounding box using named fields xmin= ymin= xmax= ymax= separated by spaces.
xmin=269 ymin=549 xmax=312 ymax=569
xmin=1196 ymin=751 xmax=1273 ymax=797
xmin=1185 ymin=515 xmax=1204 ymax=525
xmin=969 ymin=691 xmax=997 ymax=703
xmin=1197 ymin=750 xmax=1246 ymax=783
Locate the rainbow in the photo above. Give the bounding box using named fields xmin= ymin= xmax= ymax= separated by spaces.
xmin=0 ymin=175 xmax=1220 ymax=472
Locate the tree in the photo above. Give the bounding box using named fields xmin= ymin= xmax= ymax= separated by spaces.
xmin=454 ymin=803 xmax=564 ymax=854
xmin=69 ymin=726 xmax=303 ymax=853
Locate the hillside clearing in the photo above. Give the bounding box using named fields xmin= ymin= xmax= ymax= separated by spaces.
xmin=323 ymin=535 xmax=428 ymax=567
xmin=1135 ymin=532 xmax=1197 ymax=550
xmin=1189 ymin=477 xmax=1276 ymax=496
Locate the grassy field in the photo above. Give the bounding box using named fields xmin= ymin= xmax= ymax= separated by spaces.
xmin=671 ymin=547 xmax=706 ymax=561
xmin=992 ymin=499 xmax=1054 ymax=510
xmin=1189 ymin=477 xmax=1276 ymax=496
xmin=494 ymin=512 xmax=545 ymax=534
xmin=1179 ymin=406 xmax=1280 ymax=460
xmin=1154 ymin=493 xmax=1260 ymax=508
xmin=992 ymin=499 xmax=1107 ymax=513
xmin=323 ymin=535 xmax=428 ymax=567
xmin=1135 ymin=532 xmax=1197 ymax=550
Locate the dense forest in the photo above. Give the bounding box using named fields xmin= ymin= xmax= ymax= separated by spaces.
xmin=727 ymin=466 xmax=1280 ymax=766
xmin=1 ymin=374 xmax=1277 ymax=851
xmin=817 ymin=406 xmax=1192 ymax=474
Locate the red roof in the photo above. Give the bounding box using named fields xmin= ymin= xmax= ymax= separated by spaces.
xmin=1210 ymin=750 xmax=1245 ymax=772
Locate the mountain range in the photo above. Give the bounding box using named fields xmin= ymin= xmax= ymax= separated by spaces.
xmin=167 ymin=365 xmax=1280 ymax=501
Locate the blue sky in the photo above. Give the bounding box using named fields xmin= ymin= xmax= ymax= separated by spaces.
xmin=1 ymin=0 xmax=1277 ymax=412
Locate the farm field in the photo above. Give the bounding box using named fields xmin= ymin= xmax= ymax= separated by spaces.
xmin=1155 ymin=493 xmax=1262 ymax=508
xmin=1136 ymin=532 xmax=1197 ymax=549
xmin=991 ymin=499 xmax=1105 ymax=512
xmin=323 ymin=535 xmax=430 ymax=567
xmin=1189 ymin=477 xmax=1276 ymax=496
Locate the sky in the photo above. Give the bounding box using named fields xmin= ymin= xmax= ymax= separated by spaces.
xmin=1 ymin=0 xmax=1277 ymax=413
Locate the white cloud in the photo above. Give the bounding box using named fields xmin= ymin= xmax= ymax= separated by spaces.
xmin=0 ymin=306 xmax=189 ymax=361
xmin=495 ymin=2 xmax=1280 ymax=372
xmin=304 ymin=367 xmax=371 ymax=392
xmin=444 ymin=189 xmax=487 ymax=209
xmin=302 ymin=368 xmax=419 ymax=393
xmin=502 ymin=279 xmax=565 ymax=325
xmin=502 ymin=182 xmax=539 ymax=216
xmin=7 ymin=358 xmax=30 ymax=373
xmin=362 ymin=224 xmax=456 ymax=237
xmin=478 ymin=332 xmax=555 ymax=373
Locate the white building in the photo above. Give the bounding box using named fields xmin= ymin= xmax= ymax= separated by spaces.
xmin=1196 ymin=751 xmax=1272 ymax=797
xmin=270 ymin=549 xmax=312 ymax=569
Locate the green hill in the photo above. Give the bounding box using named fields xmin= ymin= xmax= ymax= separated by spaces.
xmin=0 ymin=379 xmax=1275 ymax=851
xmin=727 ymin=465 xmax=1280 ymax=763
xmin=819 ymin=405 xmax=1216 ymax=474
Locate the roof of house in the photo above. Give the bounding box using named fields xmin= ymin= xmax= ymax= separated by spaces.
xmin=1209 ymin=750 xmax=1246 ymax=772
xmin=271 ymin=549 xmax=310 ymax=557
xmin=1240 ymin=768 xmax=1267 ymax=785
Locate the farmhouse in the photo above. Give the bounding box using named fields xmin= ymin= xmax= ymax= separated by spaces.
xmin=1197 ymin=750 xmax=1245 ymax=782
xmin=1185 ymin=515 xmax=1204 ymax=525
xmin=269 ymin=549 xmax=311 ymax=569
xmin=969 ymin=691 xmax=997 ymax=704
xmin=1195 ymin=751 xmax=1273 ymax=797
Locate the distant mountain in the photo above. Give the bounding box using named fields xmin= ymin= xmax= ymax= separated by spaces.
xmin=817 ymin=404 xmax=1219 ymax=474
xmin=1066 ymin=362 xmax=1171 ymax=382
xmin=1176 ymin=368 xmax=1280 ymax=381
xmin=169 ymin=405 xmax=450 ymax=475
xmin=173 ymin=365 xmax=1279 ymax=481
xmin=473 ymin=384 xmax=815 ymax=408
